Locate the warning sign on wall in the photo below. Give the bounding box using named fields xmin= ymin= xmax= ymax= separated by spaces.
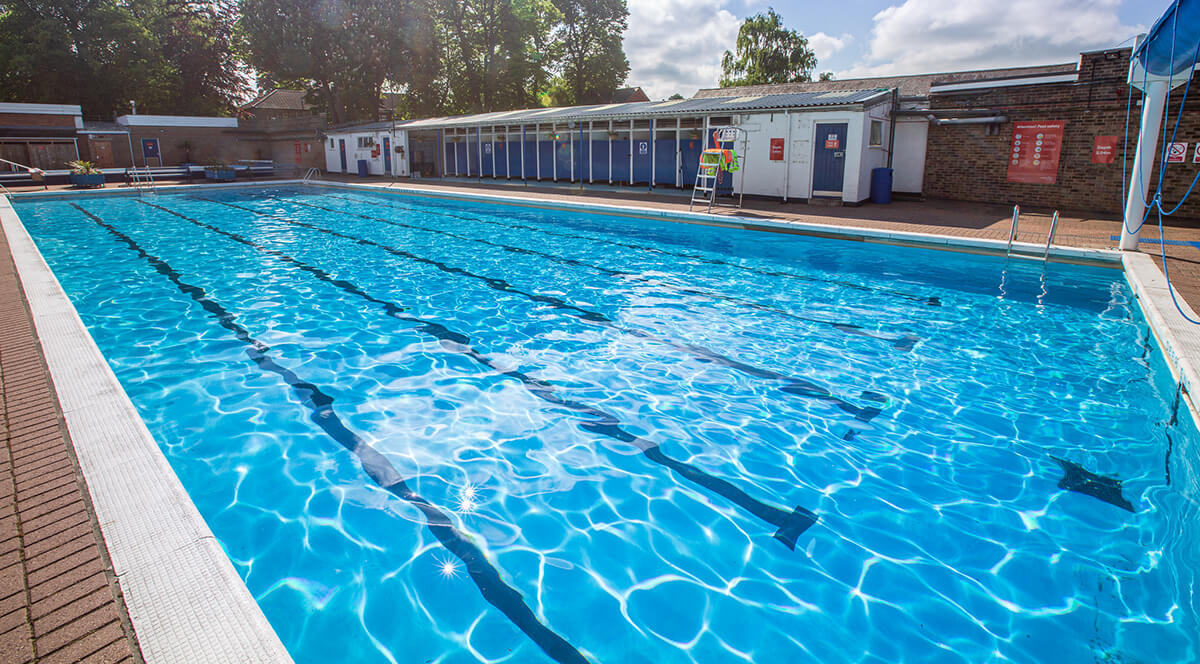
xmin=1167 ymin=142 xmax=1188 ymax=163
xmin=824 ymin=134 xmax=839 ymax=149
xmin=1091 ymin=136 xmax=1118 ymax=164
xmin=769 ymin=138 xmax=785 ymax=160
xmin=1006 ymin=121 xmax=1066 ymax=184
xmin=1193 ymin=143 xmax=1200 ymax=163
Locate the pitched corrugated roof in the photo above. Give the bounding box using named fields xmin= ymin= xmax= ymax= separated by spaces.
xmin=693 ymin=63 xmax=1078 ymax=98
xmin=325 ymin=89 xmax=889 ymax=133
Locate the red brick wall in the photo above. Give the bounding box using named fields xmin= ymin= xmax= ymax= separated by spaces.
xmin=924 ymin=48 xmax=1200 ymax=218
xmin=0 ymin=113 xmax=76 ymax=129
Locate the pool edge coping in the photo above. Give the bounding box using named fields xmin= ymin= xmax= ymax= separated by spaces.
xmin=0 ymin=196 xmax=294 ymax=663
xmin=1123 ymin=252 xmax=1200 ymax=416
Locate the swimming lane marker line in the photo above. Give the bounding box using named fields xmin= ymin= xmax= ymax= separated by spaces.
xmin=140 ymin=199 xmax=818 ymax=549
xmin=71 ymin=202 xmax=590 ymax=664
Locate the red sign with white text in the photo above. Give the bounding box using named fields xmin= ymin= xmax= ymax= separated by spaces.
xmin=1007 ymin=121 xmax=1065 ymax=184
xmin=769 ymin=138 xmax=785 ymax=160
xmin=1091 ymin=136 xmax=1117 ymax=164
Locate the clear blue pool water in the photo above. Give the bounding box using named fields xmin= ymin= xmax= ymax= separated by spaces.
xmin=14 ymin=186 xmax=1200 ymax=663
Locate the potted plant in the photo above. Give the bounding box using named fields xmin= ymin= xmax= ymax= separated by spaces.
xmin=67 ymin=160 xmax=105 ymax=188
xmin=205 ymin=161 xmax=236 ymax=181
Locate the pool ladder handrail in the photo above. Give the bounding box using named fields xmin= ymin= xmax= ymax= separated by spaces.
xmin=302 ymin=167 xmax=322 ymax=183
xmin=128 ymin=166 xmax=156 ymax=195
xmin=1005 ymin=205 xmax=1059 ymax=261
xmin=0 ymin=183 xmax=11 ymax=201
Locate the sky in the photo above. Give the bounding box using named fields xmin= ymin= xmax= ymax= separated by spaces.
xmin=623 ymin=0 xmax=1168 ymax=99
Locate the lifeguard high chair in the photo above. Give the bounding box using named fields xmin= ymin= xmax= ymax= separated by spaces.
xmin=689 ymin=126 xmax=747 ymax=213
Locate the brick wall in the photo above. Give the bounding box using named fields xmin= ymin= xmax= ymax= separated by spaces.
xmin=0 ymin=113 xmax=75 ymax=129
xmin=924 ymin=48 xmax=1200 ymax=218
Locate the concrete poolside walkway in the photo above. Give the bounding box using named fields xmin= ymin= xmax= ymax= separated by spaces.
xmin=0 ymin=229 xmax=141 ymax=662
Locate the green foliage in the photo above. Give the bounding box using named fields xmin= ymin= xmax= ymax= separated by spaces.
xmin=238 ymin=0 xmax=429 ymax=124
xmin=550 ymin=0 xmax=629 ymax=105
xmin=0 ymin=0 xmax=245 ymax=117
xmin=668 ymin=93 xmax=684 ymax=100
xmin=719 ymin=8 xmax=816 ymax=87
xmin=67 ymin=160 xmax=100 ymax=174
xmin=819 ymin=71 xmax=834 ymax=81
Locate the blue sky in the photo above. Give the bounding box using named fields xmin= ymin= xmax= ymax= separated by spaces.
xmin=624 ymin=0 xmax=1168 ymax=99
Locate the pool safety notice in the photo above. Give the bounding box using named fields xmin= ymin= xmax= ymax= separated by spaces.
xmin=1007 ymin=121 xmax=1065 ymax=184
xmin=770 ymin=138 xmax=785 ymax=160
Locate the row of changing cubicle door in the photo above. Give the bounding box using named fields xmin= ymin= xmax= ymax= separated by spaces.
xmin=418 ymin=129 xmax=733 ymax=193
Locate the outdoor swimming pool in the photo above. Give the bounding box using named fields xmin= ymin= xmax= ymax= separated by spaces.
xmin=13 ymin=185 xmax=1200 ymax=663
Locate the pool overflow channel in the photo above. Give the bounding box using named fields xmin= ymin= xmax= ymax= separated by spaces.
xmin=56 ymin=190 xmax=1140 ymax=662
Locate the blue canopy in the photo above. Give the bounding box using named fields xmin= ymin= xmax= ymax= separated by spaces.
xmin=1135 ymin=0 xmax=1200 ymax=77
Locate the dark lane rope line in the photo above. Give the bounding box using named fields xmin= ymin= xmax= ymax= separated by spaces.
xmin=319 ymin=191 xmax=942 ymax=307
xmin=137 ymin=199 xmax=818 ymax=549
xmin=196 ymin=196 xmax=887 ymax=424
xmin=297 ymin=195 xmax=919 ymax=351
xmin=70 ymin=203 xmax=589 ymax=664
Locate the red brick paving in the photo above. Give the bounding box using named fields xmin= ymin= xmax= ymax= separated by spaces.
xmin=0 ymin=225 xmax=141 ymax=662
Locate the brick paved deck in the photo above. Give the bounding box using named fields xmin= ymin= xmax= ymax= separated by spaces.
xmin=0 ymin=228 xmax=141 ymax=662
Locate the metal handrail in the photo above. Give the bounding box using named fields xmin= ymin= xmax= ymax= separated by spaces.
xmin=1042 ymin=210 xmax=1060 ymax=260
xmin=303 ymin=167 xmax=321 ymax=183
xmin=0 ymin=183 xmax=12 ymax=200
xmin=1005 ymin=204 xmax=1020 ymax=257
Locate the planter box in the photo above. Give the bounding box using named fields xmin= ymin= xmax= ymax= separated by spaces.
xmin=205 ymin=169 xmax=236 ymax=181
xmin=70 ymin=173 xmax=105 ymax=188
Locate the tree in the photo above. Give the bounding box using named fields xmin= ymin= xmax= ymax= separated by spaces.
xmin=431 ymin=0 xmax=559 ymax=115
xmin=819 ymin=71 xmax=834 ymax=81
xmin=668 ymin=93 xmax=684 ymax=100
xmin=239 ymin=0 xmax=428 ymax=124
xmin=549 ymin=0 xmax=628 ymax=105
xmin=0 ymin=0 xmax=243 ymax=117
xmin=719 ymin=8 xmax=816 ymax=87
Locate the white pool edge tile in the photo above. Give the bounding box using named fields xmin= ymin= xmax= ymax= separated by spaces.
xmin=1123 ymin=252 xmax=1200 ymax=409
xmin=0 ymin=197 xmax=293 ymax=664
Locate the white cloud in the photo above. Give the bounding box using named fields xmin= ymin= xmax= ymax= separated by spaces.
xmin=808 ymin=32 xmax=850 ymax=62
xmin=840 ymin=0 xmax=1145 ymax=78
xmin=624 ymin=0 xmax=741 ymax=99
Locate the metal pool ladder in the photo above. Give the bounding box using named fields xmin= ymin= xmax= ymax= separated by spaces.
xmin=302 ymin=167 xmax=322 ymax=183
xmin=129 ymin=167 xmax=157 ymax=195
xmin=1005 ymin=205 xmax=1060 ymax=260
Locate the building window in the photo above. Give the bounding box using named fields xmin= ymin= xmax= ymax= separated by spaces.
xmin=870 ymin=120 xmax=883 ymax=147
xmin=357 ymin=136 xmax=375 ymax=149
xmin=329 ymin=138 xmax=335 ymax=149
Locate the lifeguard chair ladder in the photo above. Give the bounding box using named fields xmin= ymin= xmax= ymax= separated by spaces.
xmin=689 ymin=126 xmax=747 ymax=213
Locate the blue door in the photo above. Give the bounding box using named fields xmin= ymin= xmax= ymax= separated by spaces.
xmin=338 ymin=139 xmax=347 ymax=172
xmin=653 ymin=138 xmax=676 ymax=187
xmin=680 ymin=138 xmax=702 ymax=188
xmin=631 ymin=139 xmax=651 ymax=184
xmin=383 ymin=137 xmax=392 ymax=174
xmin=813 ymin=123 xmax=848 ymax=196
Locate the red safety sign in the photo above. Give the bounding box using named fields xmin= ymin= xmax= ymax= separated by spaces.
xmin=824 ymin=134 xmax=839 ymax=149
xmin=1193 ymin=143 xmax=1200 ymax=163
xmin=1006 ymin=121 xmax=1065 ymax=184
xmin=1091 ymin=136 xmax=1118 ymax=164
xmin=1167 ymin=142 xmax=1188 ymax=163
xmin=769 ymin=138 xmax=785 ymax=160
